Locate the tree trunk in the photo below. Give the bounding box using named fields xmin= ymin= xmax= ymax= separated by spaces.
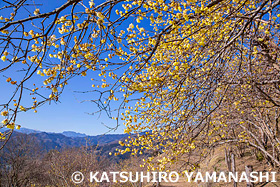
xmin=231 ymin=153 xmax=237 ymax=187
xmin=225 ymin=148 xmax=231 ymax=172
xmin=245 ymin=165 xmax=254 ymax=187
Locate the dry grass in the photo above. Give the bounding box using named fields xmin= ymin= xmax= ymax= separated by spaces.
xmin=144 ymin=145 xmax=280 ymax=187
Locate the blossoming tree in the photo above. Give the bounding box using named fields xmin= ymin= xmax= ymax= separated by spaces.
xmin=1 ymin=0 xmax=280 ymax=170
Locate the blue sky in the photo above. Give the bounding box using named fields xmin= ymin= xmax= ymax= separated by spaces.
xmin=15 ymin=81 xmax=125 ymax=135
xmin=0 ymin=0 xmax=134 ymax=135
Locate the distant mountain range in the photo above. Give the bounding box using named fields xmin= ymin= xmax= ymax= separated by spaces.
xmin=0 ymin=127 xmax=89 ymax=137
xmin=0 ymin=127 xmax=42 ymax=134
xmin=62 ymin=131 xmax=87 ymax=137
xmin=0 ymin=127 xmax=128 ymax=152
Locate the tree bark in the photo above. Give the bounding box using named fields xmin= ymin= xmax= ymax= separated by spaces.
xmin=245 ymin=165 xmax=254 ymax=187
xmin=231 ymin=153 xmax=237 ymax=187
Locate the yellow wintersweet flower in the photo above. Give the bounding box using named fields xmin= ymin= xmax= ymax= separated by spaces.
xmin=190 ymin=143 xmax=195 ymax=149
xmin=1 ymin=119 xmax=8 ymax=125
xmin=81 ymin=71 xmax=87 ymax=76
xmin=1 ymin=56 xmax=6 ymax=62
xmin=19 ymin=106 xmax=26 ymax=111
xmin=34 ymin=8 xmax=40 ymax=15
xmin=89 ymin=0 xmax=95 ymax=8
xmin=7 ymin=123 xmax=15 ymax=129
xmin=1 ymin=111 xmax=8 ymax=116
xmin=52 ymin=87 xmax=58 ymax=93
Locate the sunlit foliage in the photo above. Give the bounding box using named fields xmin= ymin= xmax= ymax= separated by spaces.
xmin=0 ymin=0 xmax=280 ymax=170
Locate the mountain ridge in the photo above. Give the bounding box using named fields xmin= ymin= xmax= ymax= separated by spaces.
xmin=0 ymin=127 xmax=128 ymax=152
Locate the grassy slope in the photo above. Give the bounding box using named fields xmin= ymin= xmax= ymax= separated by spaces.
xmin=145 ymin=146 xmax=280 ymax=187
